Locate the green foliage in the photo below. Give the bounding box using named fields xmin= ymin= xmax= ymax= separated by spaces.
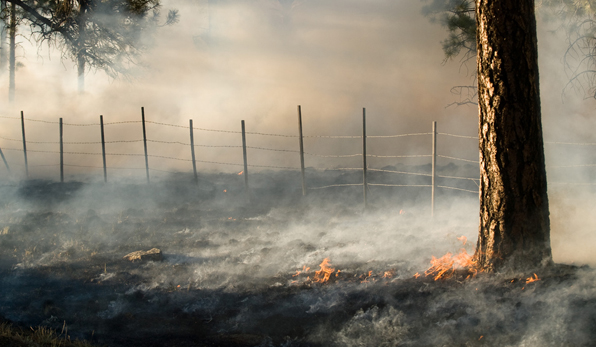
xmin=7 ymin=0 xmax=178 ymax=79
xmin=421 ymin=0 xmax=475 ymax=62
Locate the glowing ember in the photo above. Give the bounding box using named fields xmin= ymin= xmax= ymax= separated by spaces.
xmin=313 ymin=258 xmax=335 ymax=283
xmin=399 ymin=209 xmax=405 ymax=214
xmin=238 ymin=171 xmax=244 ymax=175
xmin=526 ymin=273 xmax=540 ymax=284
xmin=424 ymin=248 xmax=479 ymax=281
xmin=382 ymin=269 xmax=395 ymax=278
xmin=413 ymin=272 xmax=421 ymax=279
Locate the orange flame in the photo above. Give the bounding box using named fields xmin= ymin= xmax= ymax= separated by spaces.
xmin=526 ymin=273 xmax=540 ymax=284
xmin=293 ymin=265 xmax=310 ymax=277
xmin=238 ymin=171 xmax=244 ymax=175
xmin=313 ymin=258 xmax=335 ymax=283
xmin=413 ymin=272 xmax=421 ymax=279
xmin=424 ymin=249 xmax=479 ymax=281
xmin=457 ymin=235 xmax=467 ymax=246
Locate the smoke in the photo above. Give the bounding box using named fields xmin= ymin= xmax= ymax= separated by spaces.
xmin=0 ymin=1 xmax=596 ymax=346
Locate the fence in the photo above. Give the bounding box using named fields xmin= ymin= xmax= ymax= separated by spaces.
xmin=0 ymin=106 xmax=595 ymax=214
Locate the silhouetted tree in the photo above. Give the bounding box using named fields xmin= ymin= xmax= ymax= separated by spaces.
xmin=5 ymin=0 xmax=178 ymax=93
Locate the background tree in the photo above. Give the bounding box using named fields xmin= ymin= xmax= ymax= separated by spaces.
xmin=0 ymin=1 xmax=7 ymax=75
xmin=4 ymin=0 xmax=178 ymax=93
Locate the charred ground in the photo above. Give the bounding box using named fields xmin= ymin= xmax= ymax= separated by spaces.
xmin=0 ymin=167 xmax=594 ymax=346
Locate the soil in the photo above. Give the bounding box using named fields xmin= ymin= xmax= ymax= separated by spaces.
xmin=0 ymin=170 xmax=594 ymax=347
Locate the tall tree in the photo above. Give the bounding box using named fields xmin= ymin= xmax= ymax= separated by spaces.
xmin=474 ymin=0 xmax=552 ymax=271
xmin=5 ymin=0 xmax=178 ymax=93
xmin=0 ymin=0 xmax=7 ymax=75
xmin=8 ymin=0 xmax=15 ymax=101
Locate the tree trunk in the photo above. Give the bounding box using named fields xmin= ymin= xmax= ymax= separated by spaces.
xmin=8 ymin=0 xmax=15 ymax=102
xmin=0 ymin=0 xmax=7 ymax=75
xmin=474 ymin=0 xmax=552 ymax=272
xmin=76 ymin=0 xmax=88 ymax=93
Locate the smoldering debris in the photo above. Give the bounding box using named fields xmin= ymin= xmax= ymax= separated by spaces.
xmin=0 ymin=168 xmax=594 ymax=347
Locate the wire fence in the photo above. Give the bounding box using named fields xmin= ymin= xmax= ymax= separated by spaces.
xmin=1 ymin=106 xmax=595 ymax=213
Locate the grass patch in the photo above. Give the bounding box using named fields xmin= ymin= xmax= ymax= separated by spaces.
xmin=0 ymin=321 xmax=97 ymax=347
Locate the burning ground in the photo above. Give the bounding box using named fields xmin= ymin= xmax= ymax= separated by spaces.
xmin=0 ymin=168 xmax=594 ymax=346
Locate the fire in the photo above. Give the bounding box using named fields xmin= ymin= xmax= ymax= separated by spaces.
xmin=293 ymin=265 xmax=310 ymax=277
xmin=526 ymin=273 xmax=540 ymax=284
xmin=313 ymin=258 xmax=335 ymax=283
xmin=238 ymin=171 xmax=243 ymax=175
xmin=223 ymin=189 xmax=227 ymax=193
xmin=382 ymin=269 xmax=395 ymax=278
xmin=424 ymin=249 xmax=479 ymax=281
xmin=413 ymin=272 xmax=421 ymax=279
xmin=457 ymin=235 xmax=467 ymax=246
xmin=399 ymin=209 xmax=405 ymax=215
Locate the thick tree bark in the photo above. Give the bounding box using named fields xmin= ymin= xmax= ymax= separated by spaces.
xmin=8 ymin=0 xmax=14 ymax=102
xmin=474 ymin=0 xmax=552 ymax=271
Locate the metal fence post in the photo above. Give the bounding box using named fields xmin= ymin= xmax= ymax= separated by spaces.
xmin=241 ymin=120 xmax=249 ymax=201
xmin=59 ymin=117 xmax=64 ymax=182
xmin=100 ymin=115 xmax=107 ymax=183
xmin=297 ymin=105 xmax=306 ymax=196
xmin=431 ymin=121 xmax=437 ymax=217
xmin=141 ymin=107 xmax=150 ymax=184
xmin=190 ymin=119 xmax=198 ymax=185
xmin=20 ymin=111 xmax=28 ymax=178
xmin=363 ymin=108 xmax=368 ymax=209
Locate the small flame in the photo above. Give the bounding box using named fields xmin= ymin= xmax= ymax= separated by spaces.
xmin=413 ymin=272 xmax=421 ymax=279
xmin=399 ymin=209 xmax=405 ymax=215
xmin=457 ymin=235 xmax=467 ymax=246
xmin=313 ymin=258 xmax=335 ymax=283
xmin=424 ymin=249 xmax=479 ymax=281
xmin=238 ymin=171 xmax=244 ymax=175
xmin=526 ymin=273 xmax=540 ymax=284
xmin=292 ymin=265 xmax=310 ymax=277
xmin=223 ymin=189 xmax=227 ymax=193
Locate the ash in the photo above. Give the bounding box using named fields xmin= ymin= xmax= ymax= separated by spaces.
xmin=0 ymin=169 xmax=593 ymax=347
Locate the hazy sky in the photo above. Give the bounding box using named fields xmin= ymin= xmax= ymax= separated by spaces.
xmin=0 ymin=0 xmax=595 ymax=176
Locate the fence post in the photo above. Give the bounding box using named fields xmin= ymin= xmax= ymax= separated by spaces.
xmin=189 ymin=119 xmax=198 ymax=185
xmin=297 ymin=105 xmax=306 ymax=196
xmin=59 ymin=117 xmax=64 ymax=183
xmin=431 ymin=121 xmax=437 ymax=217
xmin=241 ymin=120 xmax=249 ymax=201
xmin=141 ymin=107 xmax=150 ymax=184
xmin=20 ymin=111 xmax=28 ymax=178
xmin=0 ymin=146 xmax=10 ymax=174
xmin=100 ymin=115 xmax=107 ymax=183
xmin=362 ymin=108 xmax=368 ymax=209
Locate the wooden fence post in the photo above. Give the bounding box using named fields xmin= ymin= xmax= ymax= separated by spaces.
xmin=431 ymin=121 xmax=437 ymax=217
xmin=189 ymin=119 xmax=198 ymax=185
xmin=100 ymin=115 xmax=107 ymax=183
xmin=141 ymin=107 xmax=150 ymax=184
xmin=59 ymin=117 xmax=64 ymax=182
xmin=20 ymin=111 xmax=28 ymax=178
xmin=241 ymin=120 xmax=249 ymax=201
xmin=297 ymin=105 xmax=306 ymax=196
xmin=362 ymin=108 xmax=368 ymax=209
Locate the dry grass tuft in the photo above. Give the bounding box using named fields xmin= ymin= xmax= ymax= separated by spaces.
xmin=0 ymin=321 xmax=98 ymax=347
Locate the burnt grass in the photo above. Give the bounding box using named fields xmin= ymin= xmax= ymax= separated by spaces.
xmin=0 ymin=169 xmax=594 ymax=347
